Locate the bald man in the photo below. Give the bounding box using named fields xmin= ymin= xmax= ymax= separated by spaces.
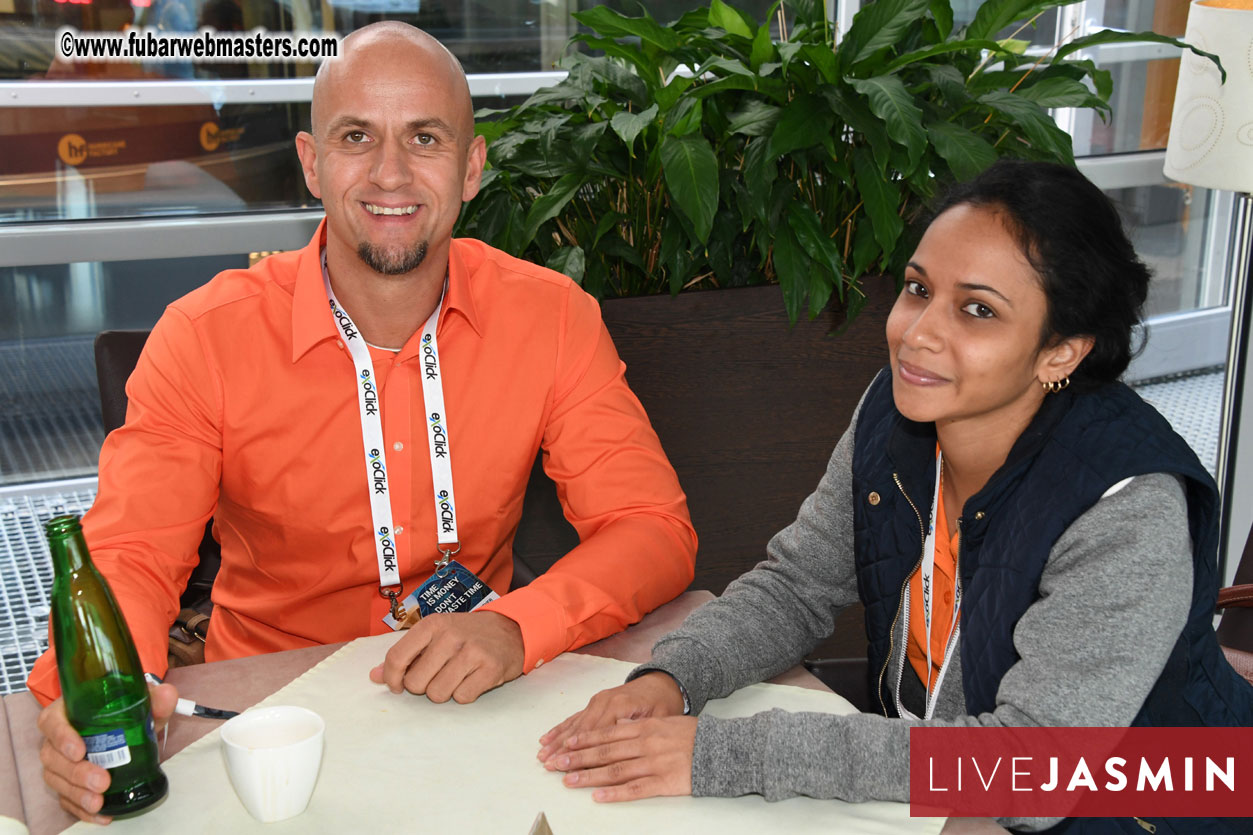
xmin=32 ymin=23 xmax=697 ymax=824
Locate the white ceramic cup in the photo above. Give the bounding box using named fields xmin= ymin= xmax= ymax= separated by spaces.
xmin=220 ymin=705 xmax=325 ymax=823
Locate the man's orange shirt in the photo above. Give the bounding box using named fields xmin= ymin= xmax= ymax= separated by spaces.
xmin=28 ymin=223 xmax=697 ymax=704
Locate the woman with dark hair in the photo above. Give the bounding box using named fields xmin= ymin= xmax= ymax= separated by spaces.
xmin=537 ymin=160 xmax=1253 ymax=833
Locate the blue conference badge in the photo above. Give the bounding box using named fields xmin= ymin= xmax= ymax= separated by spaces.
xmin=381 ymin=560 xmax=499 ymax=630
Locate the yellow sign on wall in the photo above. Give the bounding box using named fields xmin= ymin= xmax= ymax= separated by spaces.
xmin=199 ymin=122 xmax=246 ymax=152
xmin=57 ymin=133 xmax=129 ymax=166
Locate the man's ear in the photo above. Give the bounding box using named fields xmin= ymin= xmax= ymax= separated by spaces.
xmin=1038 ymin=334 xmax=1095 ymax=384
xmin=461 ymin=134 xmax=487 ymax=203
xmin=295 ymin=131 xmax=321 ymax=199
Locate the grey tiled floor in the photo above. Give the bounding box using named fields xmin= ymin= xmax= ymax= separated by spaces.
xmin=1132 ymin=369 xmax=1223 ymax=478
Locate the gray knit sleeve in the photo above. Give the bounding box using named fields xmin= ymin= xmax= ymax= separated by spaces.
xmin=631 ymin=397 xmax=864 ymax=714
xmin=684 ymin=472 xmax=1194 ymax=824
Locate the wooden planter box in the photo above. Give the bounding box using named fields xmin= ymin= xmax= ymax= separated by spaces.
xmin=514 ymin=276 xmax=897 ymax=657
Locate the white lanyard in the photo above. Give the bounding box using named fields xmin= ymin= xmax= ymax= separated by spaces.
xmin=321 ymin=252 xmax=460 ymax=615
xmin=919 ymin=450 xmax=961 ymax=718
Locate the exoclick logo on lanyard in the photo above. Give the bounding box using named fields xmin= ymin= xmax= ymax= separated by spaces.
xmin=916 ymin=450 xmax=961 ymax=720
xmin=321 ymin=251 xmax=497 ymax=627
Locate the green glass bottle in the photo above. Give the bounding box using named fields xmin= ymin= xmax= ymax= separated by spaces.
xmin=46 ymin=514 xmax=168 ymax=816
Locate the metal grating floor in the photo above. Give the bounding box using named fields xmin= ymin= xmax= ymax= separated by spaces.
xmin=0 ymin=370 xmax=1229 ymax=696
xmin=0 ymin=336 xmax=105 ymax=485
xmin=1131 ymin=369 xmax=1223 ymax=478
xmin=0 ymin=486 xmax=96 ymax=694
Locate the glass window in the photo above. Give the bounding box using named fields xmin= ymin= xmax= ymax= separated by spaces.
xmin=0 ymin=252 xmax=249 ymax=485
xmin=0 ymin=102 xmax=312 ymax=223
xmin=1109 ymin=183 xmax=1223 ymax=318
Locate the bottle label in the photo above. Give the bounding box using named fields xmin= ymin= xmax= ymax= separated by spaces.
xmin=83 ymin=729 xmax=132 ymax=769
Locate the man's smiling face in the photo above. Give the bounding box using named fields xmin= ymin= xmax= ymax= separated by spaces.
xmin=296 ymin=28 xmax=485 ymax=278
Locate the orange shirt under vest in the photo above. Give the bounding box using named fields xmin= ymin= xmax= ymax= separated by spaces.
xmin=906 ymin=463 xmax=960 ymax=693
xmin=28 ymin=222 xmax=697 ymax=704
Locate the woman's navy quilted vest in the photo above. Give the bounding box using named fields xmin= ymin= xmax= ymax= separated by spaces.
xmin=850 ymin=369 xmax=1253 ymax=833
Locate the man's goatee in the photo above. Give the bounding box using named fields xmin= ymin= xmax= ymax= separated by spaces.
xmin=358 ymin=241 xmax=428 ymax=275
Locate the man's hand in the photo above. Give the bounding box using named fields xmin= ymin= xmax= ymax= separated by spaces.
xmin=544 ymin=715 xmax=698 ymax=802
xmin=369 ymin=610 xmax=524 ymax=704
xmin=37 ymin=681 xmax=178 ymax=824
xmin=537 ymin=672 xmax=685 ymax=762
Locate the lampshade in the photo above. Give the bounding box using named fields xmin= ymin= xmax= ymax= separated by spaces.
xmin=1163 ymin=0 xmax=1253 ymax=193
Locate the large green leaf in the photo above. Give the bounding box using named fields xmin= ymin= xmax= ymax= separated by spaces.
xmin=884 ymin=38 xmax=1010 ymax=73
xmin=923 ymin=64 xmax=971 ymax=106
xmin=850 ymin=75 xmax=927 ymax=172
xmin=929 ymin=0 xmax=954 ymax=41
xmin=965 ymin=0 xmax=1080 ymax=42
xmin=571 ymin=35 xmax=659 ymax=86
xmin=591 ymin=211 xmax=626 ymax=249
xmin=927 ymin=121 xmax=997 ymax=181
xmin=979 ymin=90 xmax=1076 ymax=163
xmin=474 ymin=120 xmax=509 ymax=145
xmin=610 ymin=104 xmax=659 ymax=156
xmin=851 ymin=214 xmax=880 ymax=279
xmin=771 ymin=223 xmax=810 ymax=325
xmin=699 ymin=56 xmax=756 ymax=78
xmin=727 ymin=99 xmax=781 ymax=137
xmin=788 ymin=201 xmax=847 ymax=300
xmin=658 ymin=215 xmax=691 ymax=294
xmin=583 ymin=55 xmax=650 ymax=108
xmin=1056 ymin=29 xmax=1225 ymax=82
xmin=749 ymin=17 xmax=775 ymax=71
xmin=521 ymin=83 xmax=601 ymax=112
xmin=522 ymin=173 xmax=584 ymax=245
xmin=852 ymin=147 xmax=904 ymax=261
xmin=1017 ymin=76 xmax=1108 ymax=111
xmin=741 ymin=137 xmax=777 ymax=225
xmin=800 ymin=43 xmax=839 ymax=86
xmin=840 ymin=0 xmax=930 ymax=69
xmin=666 ymin=97 xmax=704 ymax=137
xmin=660 ymin=133 xmax=720 ymax=244
xmin=1062 ymin=58 xmax=1113 ymax=99
xmin=769 ymin=93 xmax=834 ymax=157
xmin=689 ymin=73 xmax=789 ymax=102
xmin=808 ymin=265 xmax=835 ymax=318
xmin=655 ymin=75 xmax=695 ymax=113
xmin=546 ymin=246 xmax=586 ymax=284
xmin=709 ymin=0 xmax=754 ymax=38
xmin=823 ymin=85 xmax=892 ymax=173
xmin=572 ymin=6 xmax=680 ymax=52
xmin=569 ymin=121 xmax=609 ymax=167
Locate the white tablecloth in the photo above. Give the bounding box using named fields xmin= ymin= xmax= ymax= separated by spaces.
xmin=82 ymin=633 xmax=944 ymax=834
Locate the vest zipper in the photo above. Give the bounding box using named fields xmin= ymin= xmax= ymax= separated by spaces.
xmin=1134 ymin=818 xmax=1156 ymax=833
xmin=881 ymin=472 xmax=926 ymax=716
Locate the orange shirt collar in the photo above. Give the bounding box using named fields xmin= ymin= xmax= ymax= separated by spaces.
xmin=290 ymin=219 xmax=483 ymax=364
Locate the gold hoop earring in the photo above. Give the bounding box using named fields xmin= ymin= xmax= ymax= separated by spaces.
xmin=1041 ymin=376 xmax=1071 ymax=394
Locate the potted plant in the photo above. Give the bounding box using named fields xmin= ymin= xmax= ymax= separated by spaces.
xmin=456 ymin=0 xmax=1216 ymax=326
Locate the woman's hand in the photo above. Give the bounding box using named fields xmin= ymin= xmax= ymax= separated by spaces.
xmin=544 ymin=715 xmax=698 ymax=802
xmin=537 ymin=671 xmax=685 ymax=761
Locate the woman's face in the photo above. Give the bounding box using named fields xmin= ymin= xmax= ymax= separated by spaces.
xmin=886 ymin=203 xmax=1085 ymax=431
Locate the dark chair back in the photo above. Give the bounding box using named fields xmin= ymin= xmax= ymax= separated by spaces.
xmin=94 ymin=330 xmax=151 ymax=435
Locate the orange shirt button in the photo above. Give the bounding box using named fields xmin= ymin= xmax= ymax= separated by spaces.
xmin=944 ymin=591 xmax=952 ymax=604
